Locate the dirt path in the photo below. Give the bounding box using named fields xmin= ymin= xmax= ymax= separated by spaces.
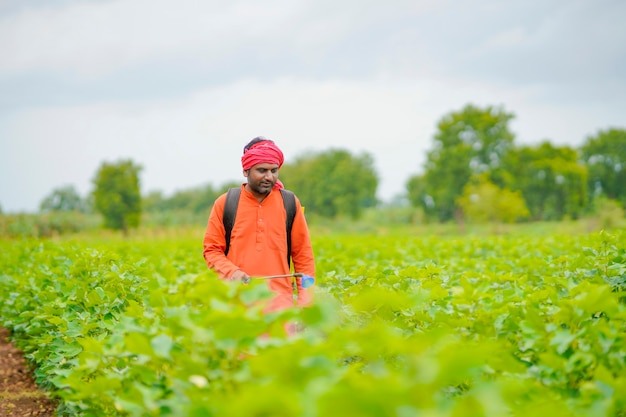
xmin=0 ymin=327 xmax=57 ymax=416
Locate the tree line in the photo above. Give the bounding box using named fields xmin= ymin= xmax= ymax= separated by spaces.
xmin=4 ymin=103 xmax=624 ymax=234
xmin=407 ymin=104 xmax=625 ymax=223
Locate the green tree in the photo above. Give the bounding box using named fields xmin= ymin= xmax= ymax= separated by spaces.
xmin=406 ymin=175 xmax=433 ymax=216
xmin=143 ymin=190 xmax=166 ymax=212
xmin=280 ymin=149 xmax=378 ymax=219
xmin=40 ymin=185 xmax=87 ymax=213
xmin=143 ymin=182 xmax=238 ymax=215
xmin=92 ymin=159 xmax=142 ymax=233
xmin=456 ymin=175 xmax=529 ymax=223
xmin=407 ymin=104 xmax=515 ymax=222
xmin=580 ymin=128 xmax=626 ymax=208
xmin=502 ymin=142 xmax=587 ymax=220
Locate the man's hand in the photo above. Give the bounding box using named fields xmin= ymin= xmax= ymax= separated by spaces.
xmin=229 ymin=269 xmax=250 ymax=283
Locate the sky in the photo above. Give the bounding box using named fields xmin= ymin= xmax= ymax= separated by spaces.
xmin=0 ymin=0 xmax=625 ymax=213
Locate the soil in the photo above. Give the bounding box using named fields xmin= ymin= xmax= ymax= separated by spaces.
xmin=0 ymin=327 xmax=57 ymax=416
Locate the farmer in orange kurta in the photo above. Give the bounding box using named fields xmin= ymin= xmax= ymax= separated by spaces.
xmin=203 ymin=137 xmax=315 ymax=313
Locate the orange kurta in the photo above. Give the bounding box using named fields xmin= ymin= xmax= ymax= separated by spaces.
xmin=203 ymin=184 xmax=315 ymax=312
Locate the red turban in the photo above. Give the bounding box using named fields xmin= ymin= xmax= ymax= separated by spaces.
xmin=241 ymin=140 xmax=284 ymax=170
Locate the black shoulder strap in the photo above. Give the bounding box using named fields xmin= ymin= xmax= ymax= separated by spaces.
xmin=223 ymin=188 xmax=241 ymax=256
xmin=223 ymin=187 xmax=297 ymax=268
xmin=280 ymin=189 xmax=297 ymax=267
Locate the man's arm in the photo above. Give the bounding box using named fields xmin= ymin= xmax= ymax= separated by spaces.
xmin=290 ymin=196 xmax=316 ymax=306
xmin=203 ymin=194 xmax=242 ymax=279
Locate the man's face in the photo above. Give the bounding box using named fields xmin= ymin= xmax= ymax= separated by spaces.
xmin=245 ymin=163 xmax=279 ymax=197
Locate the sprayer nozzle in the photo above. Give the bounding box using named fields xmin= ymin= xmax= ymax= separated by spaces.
xmin=302 ymin=275 xmax=315 ymax=288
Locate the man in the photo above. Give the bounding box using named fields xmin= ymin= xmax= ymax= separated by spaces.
xmin=203 ymin=137 xmax=315 ymax=313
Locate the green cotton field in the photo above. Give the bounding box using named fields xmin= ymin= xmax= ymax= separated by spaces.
xmin=1 ymin=228 xmax=626 ymax=417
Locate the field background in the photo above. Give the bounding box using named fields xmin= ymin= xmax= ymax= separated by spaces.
xmin=1 ymin=221 xmax=625 ymax=416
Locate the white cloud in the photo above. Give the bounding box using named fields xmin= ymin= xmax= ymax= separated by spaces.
xmin=0 ymin=0 xmax=451 ymax=79
xmin=5 ymin=73 xmax=616 ymax=212
xmin=0 ymin=0 xmax=624 ymax=212
xmin=1 ymin=77 xmax=431 ymax=210
xmin=475 ymin=27 xmax=530 ymax=52
xmin=0 ymin=0 xmax=301 ymax=76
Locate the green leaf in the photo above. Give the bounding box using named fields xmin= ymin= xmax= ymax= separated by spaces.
xmin=550 ymin=330 xmax=576 ymax=355
xmin=151 ymin=334 xmax=174 ymax=359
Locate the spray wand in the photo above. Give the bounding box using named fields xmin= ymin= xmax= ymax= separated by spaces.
xmin=242 ymin=272 xmax=315 ymax=288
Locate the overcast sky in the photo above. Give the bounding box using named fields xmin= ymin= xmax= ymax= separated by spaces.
xmin=1 ymin=0 xmax=625 ymax=213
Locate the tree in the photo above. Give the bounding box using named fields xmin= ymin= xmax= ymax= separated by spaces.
xmin=143 ymin=191 xmax=166 ymax=212
xmin=406 ymin=175 xmax=433 ymax=217
xmin=502 ymin=142 xmax=588 ymax=220
xmin=92 ymin=160 xmax=142 ymax=233
xmin=580 ymin=128 xmax=626 ymax=208
xmin=40 ymin=185 xmax=87 ymax=213
xmin=280 ymin=149 xmax=378 ymax=219
xmin=143 ymin=181 xmax=238 ymax=215
xmin=407 ymin=104 xmax=516 ymax=222
xmin=456 ymin=175 xmax=529 ymax=223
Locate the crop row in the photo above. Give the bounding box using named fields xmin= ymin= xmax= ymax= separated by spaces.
xmin=1 ymin=231 xmax=625 ymax=416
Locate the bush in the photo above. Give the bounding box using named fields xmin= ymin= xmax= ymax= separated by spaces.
xmin=594 ymin=197 xmax=625 ymax=229
xmin=0 ymin=212 xmax=100 ymax=238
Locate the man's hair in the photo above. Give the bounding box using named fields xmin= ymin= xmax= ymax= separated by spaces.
xmin=243 ymin=136 xmax=274 ymax=154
